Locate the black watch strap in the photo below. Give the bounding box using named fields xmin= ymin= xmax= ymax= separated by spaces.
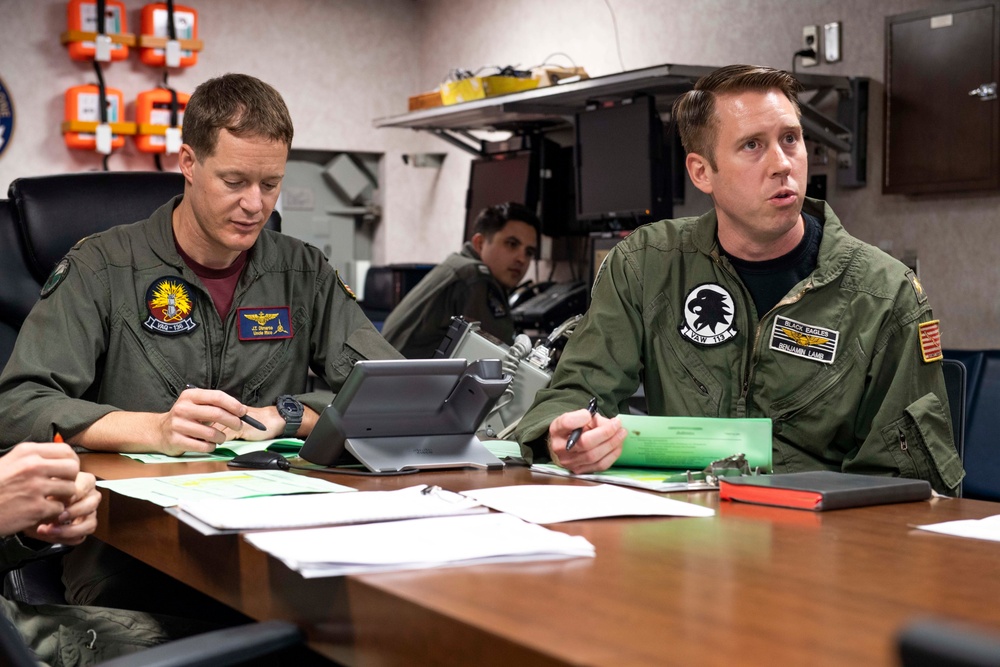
xmin=275 ymin=395 xmax=303 ymax=438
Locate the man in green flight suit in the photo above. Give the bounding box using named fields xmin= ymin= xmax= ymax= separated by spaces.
xmin=381 ymin=202 xmax=539 ymax=358
xmin=515 ymin=64 xmax=964 ymax=495
xmin=0 ymin=73 xmax=401 ymax=613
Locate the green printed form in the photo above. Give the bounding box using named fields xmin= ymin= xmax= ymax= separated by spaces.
xmin=97 ymin=470 xmax=353 ymax=507
xmin=616 ymin=415 xmax=772 ymax=472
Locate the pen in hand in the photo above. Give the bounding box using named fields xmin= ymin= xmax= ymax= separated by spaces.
xmin=183 ymin=384 xmax=266 ymax=431
xmin=565 ymin=396 xmax=598 ymax=452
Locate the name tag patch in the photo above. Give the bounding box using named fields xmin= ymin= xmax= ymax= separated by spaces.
xmin=238 ymin=307 xmax=293 ymax=341
xmin=769 ymin=316 xmax=838 ymax=364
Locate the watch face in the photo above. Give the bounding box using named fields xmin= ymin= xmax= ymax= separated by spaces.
xmin=278 ymin=396 xmax=304 ymax=418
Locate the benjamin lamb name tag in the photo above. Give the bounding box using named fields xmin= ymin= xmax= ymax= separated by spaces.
xmin=769 ymin=315 xmax=838 ymax=364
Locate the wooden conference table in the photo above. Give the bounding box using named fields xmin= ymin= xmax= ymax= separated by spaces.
xmin=81 ymin=454 xmax=1000 ymax=667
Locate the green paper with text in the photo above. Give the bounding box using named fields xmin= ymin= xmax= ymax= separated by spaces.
xmin=616 ymin=415 xmax=772 ymax=472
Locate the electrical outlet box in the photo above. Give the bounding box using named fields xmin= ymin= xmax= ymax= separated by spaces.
xmin=801 ymin=25 xmax=819 ymax=67
xmin=824 ymin=21 xmax=842 ymax=63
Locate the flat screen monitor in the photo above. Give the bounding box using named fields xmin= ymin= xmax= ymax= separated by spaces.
xmin=464 ymin=150 xmax=535 ymax=242
xmin=575 ymin=95 xmax=671 ymax=226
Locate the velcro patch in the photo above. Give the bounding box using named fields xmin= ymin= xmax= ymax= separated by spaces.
xmin=336 ymin=270 xmax=356 ymax=300
xmin=918 ymin=320 xmax=943 ymax=363
xmin=41 ymin=258 xmax=70 ymax=298
xmin=238 ymin=307 xmax=293 ymax=341
xmin=906 ymin=270 xmax=928 ymax=304
xmin=769 ymin=315 xmax=839 ymax=364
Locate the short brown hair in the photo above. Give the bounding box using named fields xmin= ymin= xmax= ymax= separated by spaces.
xmin=182 ymin=73 xmax=294 ymax=159
xmin=673 ymin=65 xmax=802 ymax=170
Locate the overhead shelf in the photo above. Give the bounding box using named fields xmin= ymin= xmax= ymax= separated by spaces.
xmin=374 ymin=62 xmax=869 ymax=187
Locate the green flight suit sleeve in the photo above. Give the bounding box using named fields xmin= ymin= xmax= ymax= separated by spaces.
xmin=298 ymin=266 xmax=402 ymax=416
xmin=515 ymin=244 xmax=645 ymax=462
xmin=843 ymin=273 xmax=964 ymax=495
xmin=0 ymin=254 xmax=120 ymax=446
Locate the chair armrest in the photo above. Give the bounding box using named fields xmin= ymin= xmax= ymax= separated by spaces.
xmin=98 ymin=620 xmax=303 ymax=667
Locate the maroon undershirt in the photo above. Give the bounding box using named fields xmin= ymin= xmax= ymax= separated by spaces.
xmin=174 ymin=240 xmax=248 ymax=320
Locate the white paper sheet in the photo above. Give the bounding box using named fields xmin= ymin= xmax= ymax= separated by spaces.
xmin=177 ymin=485 xmax=486 ymax=531
xmin=915 ymin=514 xmax=1000 ymax=542
xmin=459 ymin=483 xmax=715 ymax=524
xmin=244 ymin=513 xmax=595 ymax=578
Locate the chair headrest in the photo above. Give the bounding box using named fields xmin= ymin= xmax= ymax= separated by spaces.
xmin=9 ymin=171 xmax=185 ymax=282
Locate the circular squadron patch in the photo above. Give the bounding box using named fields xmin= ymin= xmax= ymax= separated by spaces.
xmin=679 ymin=283 xmax=737 ymax=346
xmin=142 ymin=276 xmax=199 ymax=335
xmin=40 ymin=258 xmax=71 ymax=298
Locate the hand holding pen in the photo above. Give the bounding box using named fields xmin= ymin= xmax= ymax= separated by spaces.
xmin=549 ymin=396 xmax=627 ymax=474
xmin=565 ymin=397 xmax=598 ymax=451
xmin=184 ymin=385 xmax=265 ymax=431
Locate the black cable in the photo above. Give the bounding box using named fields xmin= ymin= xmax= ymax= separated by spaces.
xmin=96 ymin=0 xmax=106 ymax=36
xmin=791 ymin=48 xmax=816 ymax=75
xmin=153 ymin=153 xmax=163 ymax=171
xmin=601 ymin=0 xmax=626 ymax=71
xmin=166 ymin=0 xmax=177 ymax=41
xmin=92 ymin=61 xmax=107 ymax=124
xmin=228 ymin=459 xmax=420 ymax=477
xmin=102 ymin=153 xmax=110 ymax=171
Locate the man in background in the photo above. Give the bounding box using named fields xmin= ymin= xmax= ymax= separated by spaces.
xmin=516 ymin=64 xmax=963 ymax=495
xmin=381 ymin=202 xmax=539 ymax=358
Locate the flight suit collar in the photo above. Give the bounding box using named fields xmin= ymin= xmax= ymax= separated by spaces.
xmin=144 ymin=194 xmax=273 ymax=284
xmin=691 ymin=197 xmax=857 ymax=289
xmin=460 ymin=241 xmax=482 ymax=261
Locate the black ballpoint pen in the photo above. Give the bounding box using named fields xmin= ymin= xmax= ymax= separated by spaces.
xmin=183 ymin=384 xmax=266 ymax=431
xmin=565 ymin=396 xmax=598 ymax=452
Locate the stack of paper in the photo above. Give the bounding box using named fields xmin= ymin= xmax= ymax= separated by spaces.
xmin=175 ymin=485 xmax=487 ymax=534
xmin=460 ymin=484 xmax=715 ymax=523
xmin=244 ymin=513 xmax=595 ymax=578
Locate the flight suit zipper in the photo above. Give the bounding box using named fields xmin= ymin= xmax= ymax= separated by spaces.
xmin=683 ymin=365 xmax=710 ymax=396
xmin=740 ymin=280 xmax=814 ymax=408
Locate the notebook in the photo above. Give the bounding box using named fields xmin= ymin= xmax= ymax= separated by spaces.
xmin=718 ymin=471 xmax=932 ymax=511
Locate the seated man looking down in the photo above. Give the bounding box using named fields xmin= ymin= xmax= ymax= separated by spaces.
xmin=0 ymin=72 xmax=401 ymax=610
xmin=0 ymin=442 xmax=201 ymax=665
xmin=0 ymin=72 xmax=400 ymax=453
xmin=381 ymin=202 xmax=539 ymax=358
xmin=515 ymin=64 xmax=964 ymax=495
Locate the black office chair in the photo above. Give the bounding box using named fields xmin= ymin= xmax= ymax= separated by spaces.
xmin=0 ymin=199 xmax=38 ymax=371
xmin=899 ymin=617 xmax=1000 ymax=667
xmin=0 ymin=615 xmax=303 ymax=667
xmin=9 ymin=172 xmax=186 ymax=283
xmin=9 ymin=171 xmax=281 ymax=281
xmin=941 ymin=358 xmax=967 ymax=497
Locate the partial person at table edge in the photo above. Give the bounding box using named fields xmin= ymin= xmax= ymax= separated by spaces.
xmin=0 ymin=442 xmax=206 ymax=663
